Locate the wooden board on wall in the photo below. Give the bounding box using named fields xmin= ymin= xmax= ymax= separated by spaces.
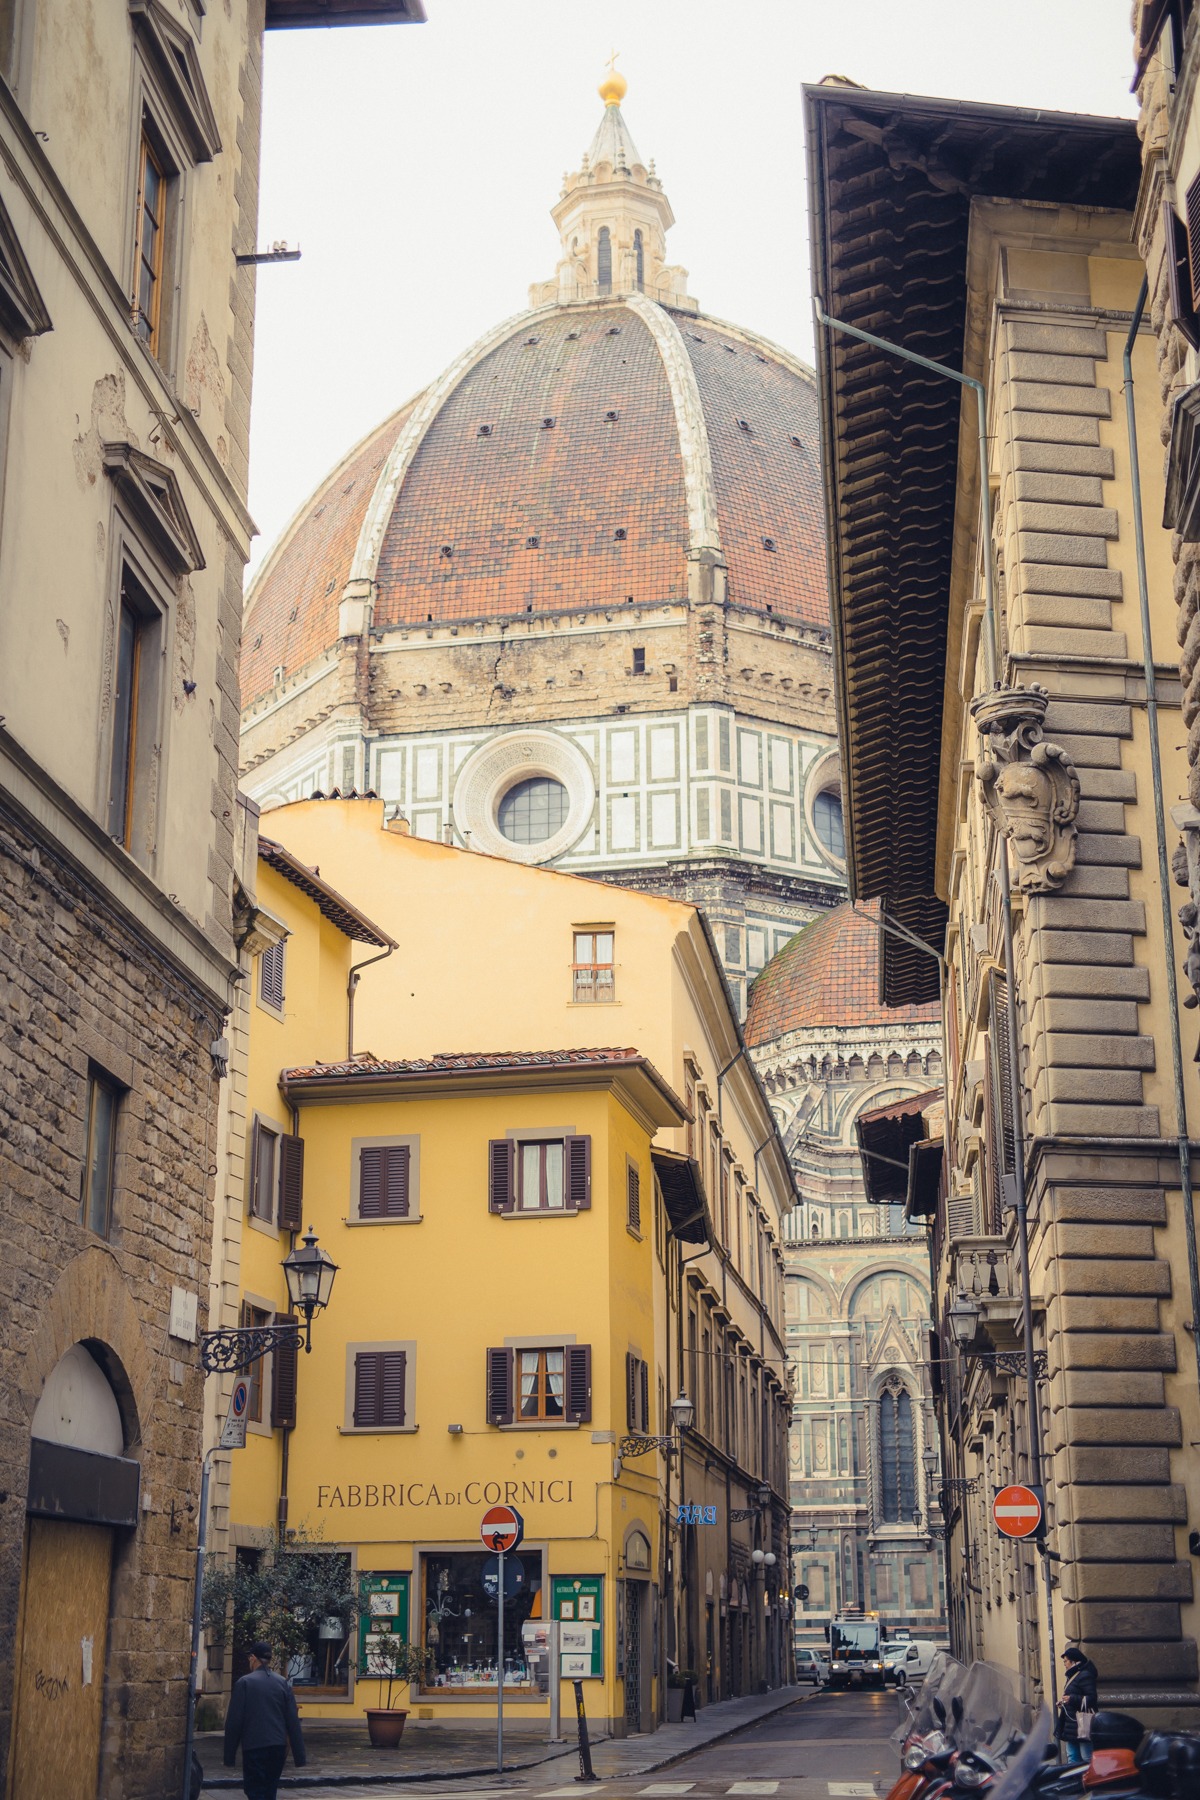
xmin=10 ymin=1517 xmax=113 ymax=1800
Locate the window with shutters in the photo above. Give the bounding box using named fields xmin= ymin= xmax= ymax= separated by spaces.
xmin=350 ymin=1136 xmax=420 ymax=1224
xmin=488 ymin=1133 xmax=591 ymax=1214
xmin=572 ymin=928 xmax=615 ymax=1002
xmin=985 ymin=975 xmax=1018 ymax=1220
xmin=626 ymin=1157 xmax=641 ymax=1236
xmin=241 ymin=1300 xmax=272 ymax=1433
xmin=343 ymin=1341 xmax=416 ymax=1433
xmin=485 ymin=1342 xmax=591 ymax=1425
xmin=258 ymin=940 xmax=285 ymax=1014
xmin=248 ymin=1115 xmax=283 ymax=1228
xmin=625 ymin=1352 xmax=650 ymax=1433
xmin=106 ymin=562 xmax=164 ymax=862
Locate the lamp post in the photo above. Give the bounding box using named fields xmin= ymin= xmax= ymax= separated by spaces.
xmin=183 ymin=1229 xmax=338 ymax=1800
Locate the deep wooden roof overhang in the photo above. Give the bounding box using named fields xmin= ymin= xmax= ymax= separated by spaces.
xmin=855 ymin=1087 xmax=940 ymax=1206
xmin=258 ymin=836 xmax=396 ymax=946
xmin=803 ymin=86 xmax=1140 ymax=1005
xmin=266 ymin=0 xmax=426 ymax=24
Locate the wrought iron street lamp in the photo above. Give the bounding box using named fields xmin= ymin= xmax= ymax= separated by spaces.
xmin=947 ymin=1289 xmax=1047 ymax=1379
xmin=199 ymin=1227 xmax=339 ymax=1373
xmin=948 ymin=1290 xmax=982 ymax=1347
xmin=921 ymin=1445 xmax=938 ymax=1482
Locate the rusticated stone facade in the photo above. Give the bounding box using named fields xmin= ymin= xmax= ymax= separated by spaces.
xmin=0 ymin=777 xmax=225 ymax=1795
xmin=807 ymin=76 xmax=1200 ymax=1726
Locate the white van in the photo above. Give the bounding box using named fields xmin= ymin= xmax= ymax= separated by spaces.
xmin=883 ymin=1639 xmax=940 ymax=1686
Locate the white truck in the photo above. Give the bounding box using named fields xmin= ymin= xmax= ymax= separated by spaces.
xmin=827 ymin=1616 xmax=885 ymax=1689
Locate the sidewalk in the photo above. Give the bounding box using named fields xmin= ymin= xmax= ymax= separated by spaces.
xmin=198 ymin=1685 xmax=805 ymax=1790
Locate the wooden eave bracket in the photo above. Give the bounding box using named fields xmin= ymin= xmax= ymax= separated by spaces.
xmin=103 ymin=440 xmax=206 ymax=575
xmin=128 ymin=0 xmax=222 ymax=163
xmin=0 ymin=192 xmax=52 ymax=341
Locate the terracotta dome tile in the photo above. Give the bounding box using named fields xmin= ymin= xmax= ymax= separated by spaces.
xmin=373 ymin=307 xmax=689 ymax=627
xmin=744 ymin=899 xmax=941 ymax=1047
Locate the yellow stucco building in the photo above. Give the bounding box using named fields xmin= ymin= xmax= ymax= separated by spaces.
xmin=206 ymin=799 xmax=795 ymax=1735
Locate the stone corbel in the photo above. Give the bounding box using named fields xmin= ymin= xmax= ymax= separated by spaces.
xmin=969 ymin=684 xmax=1080 ymax=893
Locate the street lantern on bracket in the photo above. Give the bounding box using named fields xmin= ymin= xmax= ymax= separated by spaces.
xmin=948 ymin=1291 xmax=983 ymax=1348
xmin=199 ymin=1227 xmax=339 ymax=1373
xmin=922 ymin=1445 xmax=939 ymax=1482
xmin=618 ymin=1390 xmax=694 ymax=1462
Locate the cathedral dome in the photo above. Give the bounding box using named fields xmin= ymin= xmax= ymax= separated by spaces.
xmin=242 ymin=300 xmax=825 ymax=708
xmin=241 ymin=88 xmax=826 ymax=711
xmin=744 ymin=901 xmax=942 ymax=1048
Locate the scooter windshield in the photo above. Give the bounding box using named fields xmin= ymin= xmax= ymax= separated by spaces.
xmin=952 ymin=1661 xmax=1032 ymax=1761
xmin=889 ymin=1651 xmax=969 ymax=1757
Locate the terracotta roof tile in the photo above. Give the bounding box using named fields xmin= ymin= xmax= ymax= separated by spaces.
xmin=744 ymin=899 xmax=941 ymax=1046
xmin=282 ymin=1046 xmax=644 ymax=1080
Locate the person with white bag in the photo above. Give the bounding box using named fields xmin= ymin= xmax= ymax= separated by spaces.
xmin=1056 ymin=1645 xmax=1099 ymax=1765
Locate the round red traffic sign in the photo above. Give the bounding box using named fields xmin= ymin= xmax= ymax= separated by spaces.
xmin=993 ymin=1484 xmax=1042 ymax=1539
xmin=480 ymin=1504 xmax=524 ymax=1552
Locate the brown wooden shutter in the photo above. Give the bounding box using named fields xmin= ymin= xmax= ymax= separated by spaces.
xmin=360 ymin=1144 xmax=411 ymax=1219
xmin=278 ymin=1134 xmax=304 ymax=1231
xmin=627 ymin=1163 xmax=640 ymax=1233
xmin=639 ymin=1358 xmax=650 ymax=1434
xmin=271 ymin=1313 xmax=298 ymax=1428
xmin=260 ymin=941 xmax=284 ymax=1010
xmin=354 ymin=1352 xmax=380 ymax=1427
xmin=988 ymin=976 xmax=1018 ymax=1212
xmin=565 ymin=1344 xmax=592 ymax=1423
xmin=626 ymin=1352 xmax=638 ymax=1431
xmin=488 ymin=1140 xmax=515 ymax=1214
xmin=1164 ymin=201 xmax=1200 ymax=350
xmin=486 ymin=1346 xmax=514 ymax=1424
xmin=1186 ymin=172 xmax=1200 ymax=312
xmin=567 ymin=1135 xmax=591 ymax=1210
xmin=379 ymin=1350 xmax=407 ymax=1427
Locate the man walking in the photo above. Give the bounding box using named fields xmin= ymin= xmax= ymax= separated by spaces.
xmin=223 ymin=1641 xmax=307 ymax=1800
xmin=1056 ymin=1644 xmax=1098 ymax=1765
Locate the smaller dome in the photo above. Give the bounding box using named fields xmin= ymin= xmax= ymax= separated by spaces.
xmin=745 ymin=900 xmax=941 ymax=1047
xmin=599 ymin=67 xmax=627 ymax=107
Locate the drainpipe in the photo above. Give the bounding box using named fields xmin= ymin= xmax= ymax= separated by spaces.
xmin=346 ymin=941 xmax=397 ymax=1059
xmin=812 ymin=300 xmax=1057 ymax=1717
xmin=1122 ymin=276 xmax=1200 ymax=1395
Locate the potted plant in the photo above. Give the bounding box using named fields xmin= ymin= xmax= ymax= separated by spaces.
xmin=201 ymin=1527 xmax=360 ymax=1704
xmin=362 ymin=1631 xmax=432 ymax=1748
xmin=666 ymin=1664 xmax=687 ymax=1723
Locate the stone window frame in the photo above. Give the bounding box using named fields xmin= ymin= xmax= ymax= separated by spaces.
xmin=123 ymin=11 xmax=218 ymax=382
xmin=346 ymin=1134 xmax=422 ymax=1225
xmin=70 ymin=1027 xmax=139 ymax=1247
xmin=96 ymin=515 xmax=177 ymax=874
xmin=247 ymin=1108 xmax=288 ymax=1239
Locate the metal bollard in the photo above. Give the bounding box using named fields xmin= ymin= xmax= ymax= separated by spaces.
xmin=573 ymin=1679 xmax=599 ymax=1783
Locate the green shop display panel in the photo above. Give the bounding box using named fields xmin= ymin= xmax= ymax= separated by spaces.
xmin=551 ymin=1575 xmax=603 ymax=1678
xmin=358 ymin=1572 xmax=410 ymax=1676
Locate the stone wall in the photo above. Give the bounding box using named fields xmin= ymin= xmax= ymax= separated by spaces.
xmin=0 ymin=787 xmax=225 ymax=1798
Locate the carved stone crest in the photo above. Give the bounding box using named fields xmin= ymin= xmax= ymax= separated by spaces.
xmin=970 ymin=685 xmax=1080 ymax=893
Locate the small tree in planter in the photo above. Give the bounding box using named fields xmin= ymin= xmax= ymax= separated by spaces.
xmin=202 ymin=1528 xmax=359 ymax=1688
xmin=362 ymin=1631 xmax=432 ymax=1748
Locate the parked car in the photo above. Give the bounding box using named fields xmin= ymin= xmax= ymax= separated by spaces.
xmin=882 ymin=1638 xmax=940 ymax=1687
xmin=796 ymin=1647 xmax=830 ymax=1685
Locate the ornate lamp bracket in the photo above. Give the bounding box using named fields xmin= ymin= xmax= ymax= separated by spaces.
xmin=976 ymin=1348 xmax=1049 ymax=1382
xmin=618 ymin=1433 xmax=676 ymax=1459
xmin=970 ymin=684 xmax=1080 ymax=893
xmin=199 ymin=1320 xmax=305 ymax=1374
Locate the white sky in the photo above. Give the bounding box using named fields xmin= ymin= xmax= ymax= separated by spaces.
xmin=247 ymin=0 xmax=1138 ymax=570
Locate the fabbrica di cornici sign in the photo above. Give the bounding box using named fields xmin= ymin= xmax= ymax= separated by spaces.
xmin=316 ymin=1478 xmax=576 ymax=1510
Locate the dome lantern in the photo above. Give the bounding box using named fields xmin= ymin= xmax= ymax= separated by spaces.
xmin=530 ymin=79 xmax=695 ymax=312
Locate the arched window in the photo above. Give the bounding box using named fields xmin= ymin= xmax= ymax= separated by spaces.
xmin=598 ymin=227 xmax=612 ymax=293
xmin=634 ymin=228 xmax=644 ymax=291
xmin=878 ymin=1384 xmax=916 ymax=1523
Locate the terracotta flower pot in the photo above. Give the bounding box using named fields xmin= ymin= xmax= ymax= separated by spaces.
xmin=365 ymin=1708 xmax=408 ymax=1748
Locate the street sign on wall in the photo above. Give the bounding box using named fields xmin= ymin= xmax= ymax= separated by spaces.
xmin=993 ymin=1484 xmax=1043 ymax=1539
xmin=219 ymin=1379 xmax=250 ymax=1450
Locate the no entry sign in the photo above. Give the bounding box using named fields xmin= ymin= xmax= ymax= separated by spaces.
xmin=993 ymin=1484 xmax=1042 ymax=1539
xmin=480 ymin=1503 xmax=524 ymax=1552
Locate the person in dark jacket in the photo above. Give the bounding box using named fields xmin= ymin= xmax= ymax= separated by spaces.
xmin=223 ymin=1641 xmax=307 ymax=1800
xmin=1056 ymin=1645 xmax=1098 ymax=1764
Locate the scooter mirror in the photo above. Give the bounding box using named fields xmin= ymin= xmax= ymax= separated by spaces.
xmin=933 ymin=1698 xmax=946 ymax=1726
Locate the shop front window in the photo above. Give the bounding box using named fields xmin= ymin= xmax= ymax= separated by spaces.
xmin=421 ymin=1551 xmax=543 ymax=1690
